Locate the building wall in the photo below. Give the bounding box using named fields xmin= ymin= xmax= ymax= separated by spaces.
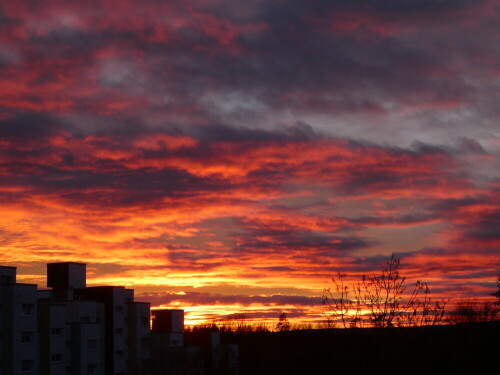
xmin=0 ymin=280 xmax=39 ymax=375
xmin=68 ymin=322 xmax=104 ymax=375
xmin=0 ymin=266 xmax=16 ymax=284
xmin=38 ymin=303 xmax=66 ymax=375
xmin=65 ymin=300 xmax=105 ymax=375
xmin=127 ymin=302 xmax=151 ymax=374
xmin=77 ymin=287 xmax=130 ymax=375
xmin=151 ymin=310 xmax=184 ymax=334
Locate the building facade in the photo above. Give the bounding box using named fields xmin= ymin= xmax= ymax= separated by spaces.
xmin=0 ymin=266 xmax=39 ymax=375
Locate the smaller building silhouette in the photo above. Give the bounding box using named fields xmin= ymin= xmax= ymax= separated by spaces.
xmin=151 ymin=309 xmax=184 ymax=347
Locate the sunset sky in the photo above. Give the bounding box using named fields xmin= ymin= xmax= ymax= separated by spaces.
xmin=1 ymin=0 xmax=499 ymax=325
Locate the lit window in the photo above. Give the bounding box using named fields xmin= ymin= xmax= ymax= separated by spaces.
xmin=21 ymin=332 xmax=33 ymax=344
xmin=21 ymin=304 xmax=34 ymax=316
xmin=51 ymin=354 xmax=63 ymax=363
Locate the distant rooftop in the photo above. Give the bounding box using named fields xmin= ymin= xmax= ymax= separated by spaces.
xmin=47 ymin=261 xmax=86 ymax=265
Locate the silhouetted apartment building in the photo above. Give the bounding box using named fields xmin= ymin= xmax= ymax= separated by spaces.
xmin=0 ymin=266 xmax=39 ymax=375
xmin=0 ymin=263 xmax=150 ymax=375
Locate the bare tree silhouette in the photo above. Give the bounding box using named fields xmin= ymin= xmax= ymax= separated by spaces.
xmin=323 ymin=254 xmax=446 ymax=328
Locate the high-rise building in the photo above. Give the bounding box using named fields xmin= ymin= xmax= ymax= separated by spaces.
xmin=0 ymin=266 xmax=39 ymax=375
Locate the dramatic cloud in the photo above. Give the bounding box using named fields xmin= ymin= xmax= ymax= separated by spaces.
xmin=1 ymin=0 xmax=498 ymax=323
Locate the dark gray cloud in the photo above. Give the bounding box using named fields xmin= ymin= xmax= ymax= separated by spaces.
xmin=3 ymin=0 xmax=498 ymax=149
xmin=232 ymin=222 xmax=372 ymax=255
xmin=0 ymin=110 xmax=61 ymax=140
xmin=138 ymin=290 xmax=323 ymax=308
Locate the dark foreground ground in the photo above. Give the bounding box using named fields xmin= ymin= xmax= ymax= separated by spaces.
xmin=220 ymin=322 xmax=499 ymax=375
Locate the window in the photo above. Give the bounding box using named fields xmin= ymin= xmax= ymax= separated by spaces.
xmin=87 ymin=364 xmax=96 ymax=375
xmin=21 ymin=360 xmax=33 ymax=373
xmin=81 ymin=316 xmax=90 ymax=323
xmin=21 ymin=304 xmax=34 ymax=316
xmin=115 ymin=306 xmax=123 ymax=314
xmin=88 ymin=339 xmax=97 ymax=352
xmin=116 ymin=350 xmax=124 ymax=359
xmin=1 ymin=275 xmax=13 ymax=283
xmin=115 ymin=328 xmax=123 ymax=335
xmin=21 ymin=332 xmax=33 ymax=344
xmin=51 ymin=328 xmax=63 ymax=336
xmin=142 ymin=317 xmax=149 ymax=328
xmin=51 ymin=354 xmax=63 ymax=363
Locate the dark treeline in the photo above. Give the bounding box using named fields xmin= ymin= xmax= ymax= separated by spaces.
xmin=219 ymin=322 xmax=499 ymax=375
